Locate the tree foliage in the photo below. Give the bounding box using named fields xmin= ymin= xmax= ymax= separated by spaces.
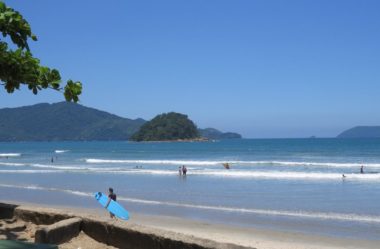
xmin=131 ymin=112 xmax=200 ymax=141
xmin=0 ymin=1 xmax=82 ymax=101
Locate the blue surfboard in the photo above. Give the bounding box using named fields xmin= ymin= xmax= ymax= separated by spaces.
xmin=94 ymin=192 xmax=130 ymax=220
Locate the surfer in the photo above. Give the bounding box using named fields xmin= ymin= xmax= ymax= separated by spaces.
xmin=360 ymin=165 xmax=364 ymax=174
xmin=342 ymin=174 xmax=346 ymax=179
xmin=223 ymin=163 xmax=230 ymax=169
xmin=51 ymin=157 xmax=54 ymax=163
xmin=105 ymin=187 xmax=117 ymax=218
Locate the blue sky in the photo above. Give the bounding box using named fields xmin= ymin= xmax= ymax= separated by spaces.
xmin=1 ymin=0 xmax=380 ymax=138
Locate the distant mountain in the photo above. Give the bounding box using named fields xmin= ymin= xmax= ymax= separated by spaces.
xmin=130 ymin=112 xmax=199 ymax=141
xmin=337 ymin=126 xmax=380 ymax=138
xmin=0 ymin=102 xmax=145 ymax=141
xmin=199 ymin=128 xmax=242 ymax=139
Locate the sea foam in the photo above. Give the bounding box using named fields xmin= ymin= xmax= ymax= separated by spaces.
xmin=1 ymin=165 xmax=379 ymax=181
xmin=55 ymin=150 xmax=69 ymax=153
xmin=0 ymin=153 xmax=21 ymax=157
xmin=85 ymin=158 xmax=380 ymax=168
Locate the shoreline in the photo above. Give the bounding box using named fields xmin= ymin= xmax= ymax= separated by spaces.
xmin=1 ymin=200 xmax=379 ymax=249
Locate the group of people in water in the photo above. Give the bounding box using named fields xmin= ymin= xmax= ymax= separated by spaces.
xmin=177 ymin=163 xmax=230 ymax=176
xmin=342 ymin=165 xmax=366 ymax=178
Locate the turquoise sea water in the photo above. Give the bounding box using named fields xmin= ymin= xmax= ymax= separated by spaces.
xmin=1 ymin=139 xmax=380 ymax=239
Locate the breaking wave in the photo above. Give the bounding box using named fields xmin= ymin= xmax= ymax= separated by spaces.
xmin=0 ymin=164 xmax=379 ymax=181
xmin=0 ymin=153 xmax=21 ymax=157
xmin=85 ymin=158 xmax=380 ymax=168
xmin=55 ymin=150 xmax=69 ymax=153
xmin=85 ymin=159 xmax=221 ymax=165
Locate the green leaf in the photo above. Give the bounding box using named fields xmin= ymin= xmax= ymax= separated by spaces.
xmin=0 ymin=1 xmax=83 ymax=101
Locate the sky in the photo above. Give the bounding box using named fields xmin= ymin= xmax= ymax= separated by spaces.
xmin=1 ymin=0 xmax=380 ymax=138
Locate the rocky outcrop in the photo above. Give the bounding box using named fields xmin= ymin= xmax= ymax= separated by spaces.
xmin=0 ymin=203 xmax=254 ymax=249
xmin=81 ymin=217 xmax=251 ymax=249
xmin=35 ymin=217 xmax=82 ymax=244
xmin=14 ymin=205 xmax=74 ymax=225
xmin=0 ymin=203 xmax=17 ymax=219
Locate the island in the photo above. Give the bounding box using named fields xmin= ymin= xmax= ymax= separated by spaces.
xmin=130 ymin=112 xmax=201 ymax=141
xmin=198 ymin=128 xmax=242 ymax=139
xmin=337 ymin=126 xmax=380 ymax=138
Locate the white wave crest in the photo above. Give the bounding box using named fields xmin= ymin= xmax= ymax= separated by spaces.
xmin=55 ymin=150 xmax=69 ymax=153
xmin=0 ymin=162 xmax=88 ymax=170
xmin=0 ymin=162 xmax=25 ymax=167
xmin=0 ymin=153 xmax=21 ymax=157
xmin=0 ymin=184 xmax=92 ymax=196
xmin=1 ymin=183 xmax=380 ymax=224
xmin=0 ymin=169 xmax=58 ymax=173
xmin=85 ymin=159 xmax=221 ymax=165
xmin=264 ymin=161 xmax=380 ymax=168
xmin=194 ymin=170 xmax=380 ymax=180
xmin=30 ymin=164 xmax=86 ymax=170
xmin=85 ymin=158 xmax=380 ymax=168
xmin=102 ymin=169 xmax=380 ymax=181
xmin=1 ymin=165 xmax=379 ymax=181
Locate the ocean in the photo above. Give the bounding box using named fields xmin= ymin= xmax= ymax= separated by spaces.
xmin=1 ymin=139 xmax=380 ymax=240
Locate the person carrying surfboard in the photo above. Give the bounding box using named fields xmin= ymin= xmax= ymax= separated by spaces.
xmin=105 ymin=187 xmax=117 ymax=218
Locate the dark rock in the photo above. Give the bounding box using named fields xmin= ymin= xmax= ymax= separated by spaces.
xmin=35 ymin=217 xmax=82 ymax=244
xmin=14 ymin=206 xmax=74 ymax=225
xmin=0 ymin=203 xmax=18 ymax=219
xmin=81 ymin=217 xmax=110 ymax=244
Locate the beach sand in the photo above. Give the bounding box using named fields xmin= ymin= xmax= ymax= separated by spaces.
xmin=0 ymin=216 xmax=117 ymax=249
xmin=1 ymin=200 xmax=379 ymax=249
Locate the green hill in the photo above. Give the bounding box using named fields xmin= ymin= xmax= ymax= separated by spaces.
xmin=337 ymin=126 xmax=380 ymax=138
xmin=130 ymin=112 xmax=199 ymax=141
xmin=0 ymin=102 xmax=145 ymax=141
xmin=198 ymin=128 xmax=242 ymax=139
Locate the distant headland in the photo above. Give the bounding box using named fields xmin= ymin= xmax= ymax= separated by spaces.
xmin=0 ymin=102 xmax=242 ymax=142
xmin=337 ymin=126 xmax=380 ymax=138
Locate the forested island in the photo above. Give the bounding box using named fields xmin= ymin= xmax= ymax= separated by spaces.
xmin=198 ymin=128 xmax=242 ymax=139
xmin=130 ymin=112 xmax=200 ymax=141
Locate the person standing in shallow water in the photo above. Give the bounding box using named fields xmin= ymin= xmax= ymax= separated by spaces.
xmin=360 ymin=165 xmax=364 ymax=174
xmin=182 ymin=165 xmax=187 ymax=176
xmin=105 ymin=187 xmax=117 ymax=218
xmin=178 ymin=166 xmax=182 ymax=176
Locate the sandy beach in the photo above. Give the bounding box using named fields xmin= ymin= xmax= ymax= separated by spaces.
xmin=1 ymin=200 xmax=379 ymax=249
